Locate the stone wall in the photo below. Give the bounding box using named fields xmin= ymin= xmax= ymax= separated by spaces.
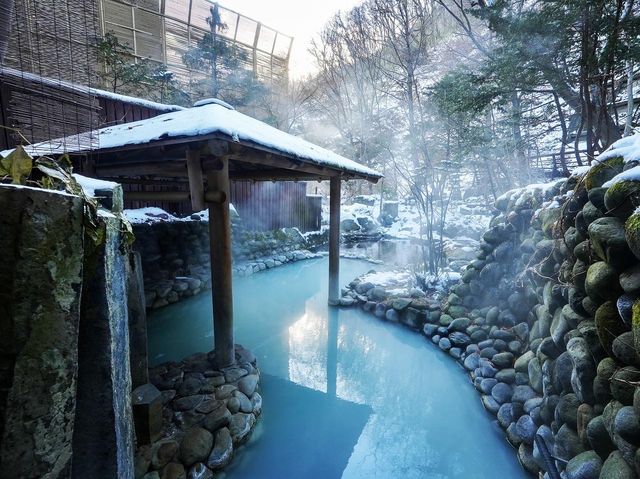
xmin=0 ymin=185 xmax=84 ymax=479
xmin=133 ymin=220 xmax=328 ymax=309
xmin=344 ymin=161 xmax=640 ymax=478
xmin=0 ymin=183 xmax=137 ymax=479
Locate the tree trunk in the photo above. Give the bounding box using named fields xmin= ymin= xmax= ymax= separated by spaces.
xmin=553 ymin=92 xmax=570 ymax=176
xmin=625 ymin=60 xmax=635 ymax=137
xmin=510 ymin=93 xmax=529 ymax=184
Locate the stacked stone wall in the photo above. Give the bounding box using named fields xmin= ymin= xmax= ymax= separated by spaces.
xmin=345 ymin=160 xmax=640 ymax=478
xmin=133 ymin=221 xmax=328 ymax=309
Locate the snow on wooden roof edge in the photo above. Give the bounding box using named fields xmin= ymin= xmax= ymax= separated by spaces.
xmin=5 ymin=103 xmax=383 ymax=181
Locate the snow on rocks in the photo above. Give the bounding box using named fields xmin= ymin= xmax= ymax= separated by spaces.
xmin=595 ymin=133 xmax=640 ymax=165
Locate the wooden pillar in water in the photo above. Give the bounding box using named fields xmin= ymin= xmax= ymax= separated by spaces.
xmin=207 ymin=157 xmax=235 ymax=368
xmin=328 ymin=176 xmax=341 ymax=305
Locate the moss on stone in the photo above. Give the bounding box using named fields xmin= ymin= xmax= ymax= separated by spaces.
xmin=604 ymin=180 xmax=640 ymax=219
xmin=584 ymin=156 xmax=624 ymax=190
xmin=625 ymin=212 xmax=640 ymax=261
xmin=632 ymin=299 xmax=640 ymax=357
xmin=595 ymin=301 xmax=627 ymax=357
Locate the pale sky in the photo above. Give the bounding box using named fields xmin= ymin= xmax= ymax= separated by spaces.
xmin=226 ymin=0 xmax=364 ymax=79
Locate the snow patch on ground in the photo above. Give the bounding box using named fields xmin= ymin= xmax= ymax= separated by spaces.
xmin=124 ymin=207 xmax=183 ymax=224
xmin=359 ymin=270 xmax=413 ymax=287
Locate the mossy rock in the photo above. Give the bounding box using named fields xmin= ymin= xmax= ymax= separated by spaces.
xmin=575 ymin=211 xmax=589 ymax=237
xmin=564 ymin=226 xmax=585 ymax=253
xmin=632 ymin=299 xmax=640 ymax=359
xmin=582 ymin=201 xmax=604 ymax=226
xmin=620 ymin=264 xmax=640 ymax=294
xmin=588 ymin=217 xmax=635 ymax=270
xmin=539 ymin=207 xmax=562 ymax=237
xmin=625 ymin=212 xmax=640 ymax=261
xmin=588 ymin=187 xmax=608 ymax=214
xmin=574 ymin=240 xmax=595 ymax=263
xmin=611 ymin=367 xmax=640 ymax=405
xmin=604 ymin=179 xmax=640 ymax=219
xmin=447 ymin=305 xmax=468 ymax=319
xmin=595 ymin=301 xmax=627 ymax=357
xmin=584 ymin=156 xmax=624 ymax=190
xmin=586 ymin=262 xmax=623 ymax=303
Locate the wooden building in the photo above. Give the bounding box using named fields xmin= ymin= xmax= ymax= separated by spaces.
xmin=13 ymin=99 xmax=383 ymax=368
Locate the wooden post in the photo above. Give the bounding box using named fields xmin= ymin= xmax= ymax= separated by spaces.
xmin=207 ymin=157 xmax=235 ymax=368
xmin=186 ymin=148 xmax=205 ymax=212
xmin=328 ymin=176 xmax=341 ymax=305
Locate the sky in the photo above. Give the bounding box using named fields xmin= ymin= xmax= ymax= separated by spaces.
xmin=226 ymin=0 xmax=364 ymax=79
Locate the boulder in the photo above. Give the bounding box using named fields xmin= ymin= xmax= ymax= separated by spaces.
xmin=599 ymin=450 xmax=635 ymax=479
xmin=556 ymin=393 xmax=580 ymax=429
xmin=611 ymin=367 xmax=640 ymax=405
xmin=511 ymin=385 xmax=537 ymax=404
xmin=180 ymin=428 xmax=213 ymax=467
xmin=614 ymin=406 xmax=640 ymax=445
xmin=620 ymin=264 xmax=640 ymax=294
xmin=554 ymin=423 xmax=585 ymax=462
xmin=626 ymin=211 xmax=640 ymax=261
xmin=564 ymin=450 xmax=602 ymax=479
xmin=567 ymin=337 xmax=596 ymax=404
xmin=515 ymin=414 xmax=536 ymax=445
xmin=187 ymin=463 xmax=214 ymax=479
xmin=595 ymin=301 xmax=627 ymax=357
xmin=491 ymin=382 xmax=513 ymax=405
xmin=587 ymin=415 xmax=616 ymax=459
xmin=584 ymin=157 xmax=624 ymax=191
xmin=612 ymin=332 xmax=640 ymax=367
xmin=604 ymin=179 xmax=640 ymax=219
xmin=206 ymin=428 xmax=233 ymax=470
xmin=586 ymin=263 xmax=623 ymax=304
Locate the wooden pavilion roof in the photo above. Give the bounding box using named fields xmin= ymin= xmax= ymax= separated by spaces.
xmin=6 ymin=100 xmax=383 ymax=184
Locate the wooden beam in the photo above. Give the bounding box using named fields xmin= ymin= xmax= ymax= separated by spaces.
xmin=207 ymin=157 xmax=235 ymax=368
xmin=328 ymin=177 xmax=341 ymax=305
xmin=125 ymin=191 xmax=189 ymax=202
xmin=186 ymin=148 xmax=205 ymax=211
xmin=229 ymin=170 xmax=326 ymax=181
xmin=229 ymin=149 xmax=339 ymax=178
xmin=123 ymin=190 xmax=225 ymax=203
xmin=96 ymin=162 xmax=187 ymax=178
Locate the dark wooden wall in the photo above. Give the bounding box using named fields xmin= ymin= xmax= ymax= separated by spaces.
xmin=0 ymin=69 xmax=177 ymax=151
xmin=0 ymin=72 xmax=323 ymax=232
xmin=121 ymin=181 xmax=322 ymax=233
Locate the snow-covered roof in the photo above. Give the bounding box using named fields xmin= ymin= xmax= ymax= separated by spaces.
xmin=5 ymin=102 xmax=382 ymax=181
xmin=0 ymin=66 xmax=184 ymax=113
